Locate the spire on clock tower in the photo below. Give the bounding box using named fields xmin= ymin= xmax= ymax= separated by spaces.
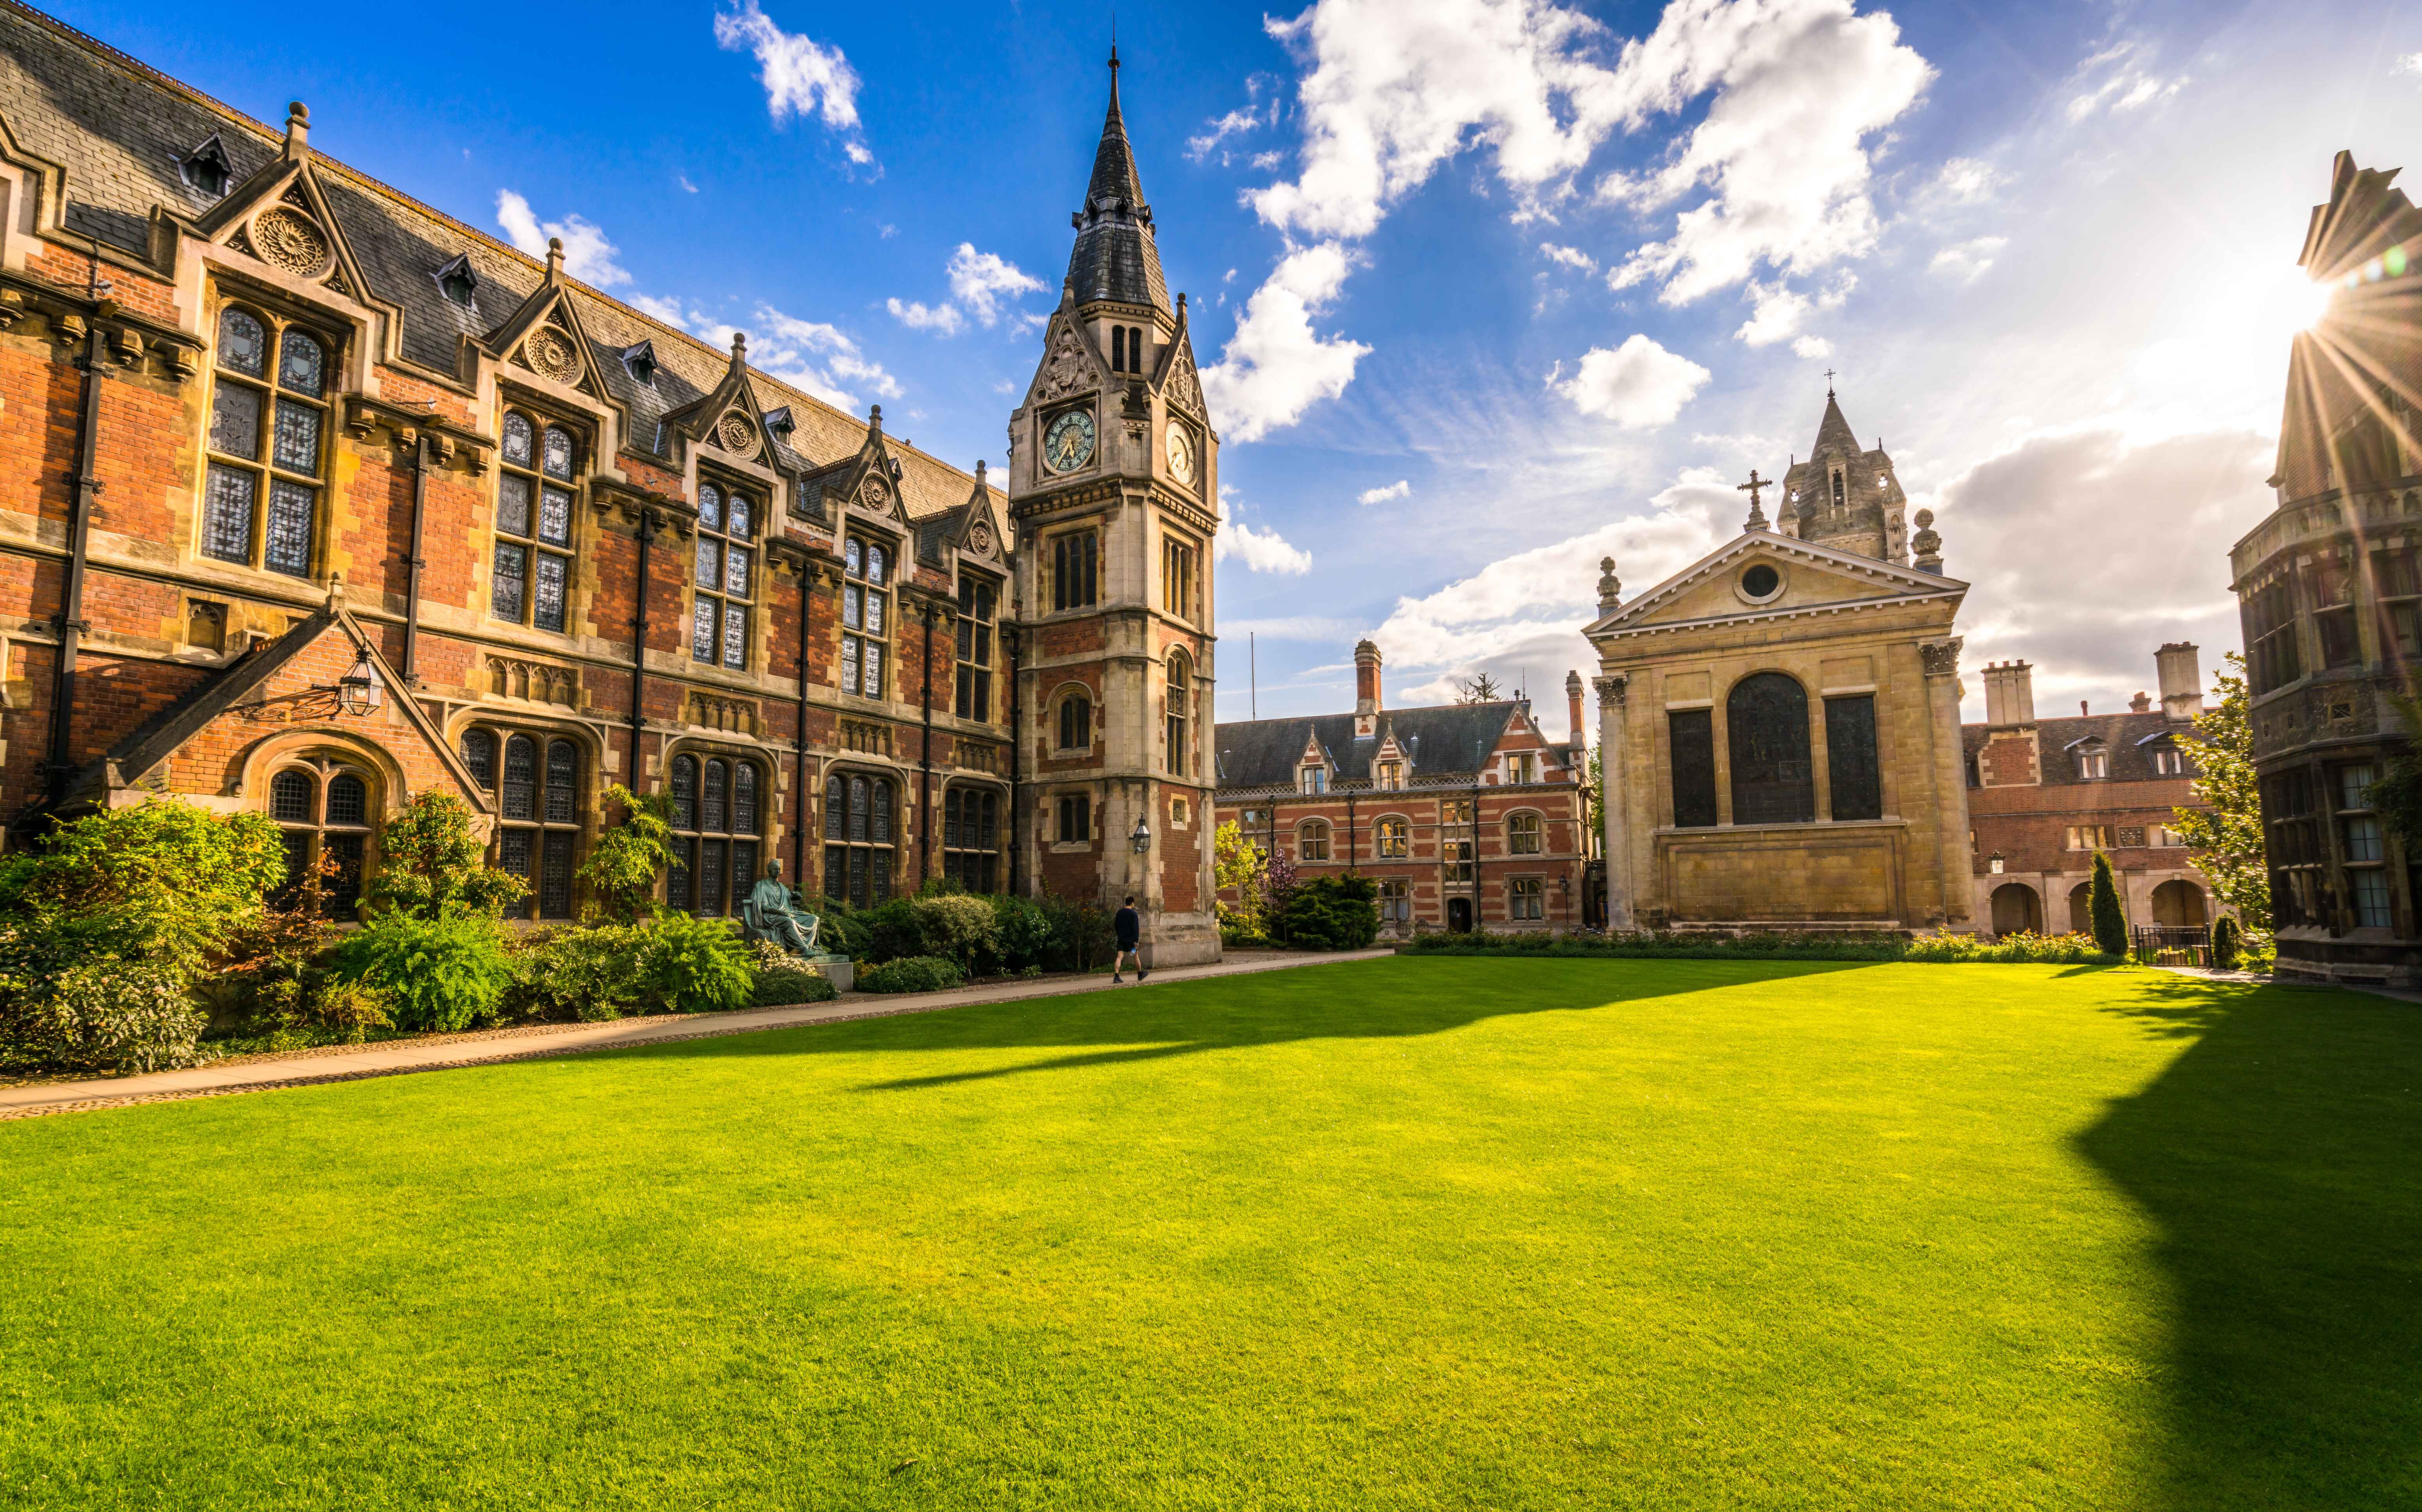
xmin=1066 ymin=49 xmax=1170 ymax=314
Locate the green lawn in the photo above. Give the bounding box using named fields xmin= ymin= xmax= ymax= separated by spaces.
xmin=2 ymin=959 xmax=2417 ymax=1510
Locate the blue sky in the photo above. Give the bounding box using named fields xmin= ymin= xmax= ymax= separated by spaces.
xmin=54 ymin=0 xmax=2422 ymax=722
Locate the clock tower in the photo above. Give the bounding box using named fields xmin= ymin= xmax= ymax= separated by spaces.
xmin=1008 ymin=48 xmax=1221 ymax=964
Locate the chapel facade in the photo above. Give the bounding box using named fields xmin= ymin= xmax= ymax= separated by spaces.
xmin=1586 ymin=391 xmax=1975 ymax=932
xmin=0 ymin=5 xmax=1216 ymax=951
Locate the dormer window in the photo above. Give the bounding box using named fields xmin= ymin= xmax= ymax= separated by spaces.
xmin=762 ymin=405 xmax=794 ymax=440
xmin=2076 ymin=742 xmax=2109 ymax=780
xmin=432 ymin=254 xmax=478 ymax=311
xmin=1299 ymin=766 xmax=1327 ymax=795
xmin=1378 ymin=759 xmax=1404 ymax=791
xmin=179 ymin=135 xmax=231 ymax=199
xmin=621 ymin=340 xmax=658 ymax=387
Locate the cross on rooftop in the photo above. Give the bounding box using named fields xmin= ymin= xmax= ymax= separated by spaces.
xmin=1738 ymin=468 xmax=1771 ymax=533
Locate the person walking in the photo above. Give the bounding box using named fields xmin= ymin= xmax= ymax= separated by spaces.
xmin=1112 ymin=895 xmax=1148 ymax=984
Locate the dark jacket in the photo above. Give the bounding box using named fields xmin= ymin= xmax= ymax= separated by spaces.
xmin=1114 ymin=906 xmax=1141 ymax=948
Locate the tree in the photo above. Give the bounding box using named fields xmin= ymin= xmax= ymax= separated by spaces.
xmin=1455 ymin=672 xmax=1503 ymax=703
xmin=1213 ymin=819 xmax=1267 ymax=932
xmin=0 ymin=798 xmax=286 ymax=978
xmin=364 ymin=793 xmax=527 ymax=919
xmin=576 ymin=784 xmax=679 ymax=923
xmin=2165 ymin=652 xmax=2270 ymax=932
xmin=2089 ymin=851 xmax=2129 ymax=957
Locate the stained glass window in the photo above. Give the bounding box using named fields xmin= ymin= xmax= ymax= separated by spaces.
xmin=1726 ymin=673 xmax=1814 ymax=825
xmin=493 ymin=409 xmax=581 ymax=632
xmin=207 ymin=304 xmax=326 ymax=575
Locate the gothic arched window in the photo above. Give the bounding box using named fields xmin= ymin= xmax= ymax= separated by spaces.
xmin=823 ymin=771 xmax=895 ymax=909
xmin=667 ymin=753 xmax=761 ymax=917
xmin=484 ymin=731 xmax=579 ymax=918
xmin=205 ymin=304 xmax=330 ymax=576
xmin=942 ymin=785 xmax=1002 ymax=893
xmin=1726 ymin=673 xmax=1814 ymax=825
xmin=268 ymin=762 xmax=374 ymax=918
xmin=1058 ymin=691 xmax=1092 ymax=752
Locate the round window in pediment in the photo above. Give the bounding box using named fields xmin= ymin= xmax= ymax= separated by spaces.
xmin=1739 ymin=562 xmax=1783 ymax=603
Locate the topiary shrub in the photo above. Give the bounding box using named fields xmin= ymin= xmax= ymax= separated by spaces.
xmin=2088 ymin=852 xmax=2129 ymax=957
xmin=914 ymin=894 xmax=998 ymax=972
xmin=2212 ymin=915 xmax=2242 ymax=971
xmin=331 ymin=911 xmax=515 ymax=1032
xmin=0 ymin=959 xmax=208 ymax=1074
xmin=857 ymin=955 xmax=966 ymax=994
xmin=750 ymin=967 xmax=838 ymax=1007
xmin=1270 ymin=874 xmax=1381 ymax=951
xmin=641 ymin=911 xmax=753 ymax=1015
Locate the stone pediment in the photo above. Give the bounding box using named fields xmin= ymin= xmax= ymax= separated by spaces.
xmin=1588 ymin=531 xmax=1963 ymax=641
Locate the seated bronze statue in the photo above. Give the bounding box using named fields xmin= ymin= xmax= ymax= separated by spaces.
xmin=739 ymin=859 xmax=821 ymax=957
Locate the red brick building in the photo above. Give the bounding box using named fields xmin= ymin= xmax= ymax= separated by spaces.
xmin=1963 ymin=646 xmax=2220 ymax=937
xmin=1212 ymin=641 xmax=1590 ymax=935
xmin=0 ymin=10 xmax=1214 ymax=941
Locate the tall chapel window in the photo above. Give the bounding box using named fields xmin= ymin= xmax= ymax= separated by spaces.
xmin=841 ymin=536 xmax=889 ymax=696
xmin=493 ymin=410 xmax=578 ymax=633
xmin=1051 ymin=531 xmax=1099 ymax=611
xmin=1728 ymin=673 xmax=1814 ymax=825
xmin=270 ymin=764 xmax=373 ymax=918
xmin=1162 ymin=536 xmax=1198 ymax=619
xmin=691 ymin=483 xmax=757 ymax=670
xmin=1166 ymin=653 xmax=1191 ymax=776
xmin=955 ymin=575 xmax=996 ymax=721
xmin=205 ymin=305 xmax=329 ymax=577
xmin=942 ymin=785 xmax=1001 ymax=893
xmin=667 ymin=753 xmax=761 ymax=917
xmin=1825 ymin=695 xmax=1883 ymax=821
xmin=466 ymin=730 xmax=580 ymax=919
xmin=1669 ymin=709 xmax=1718 ymax=828
xmin=824 ymin=771 xmax=895 ymax=909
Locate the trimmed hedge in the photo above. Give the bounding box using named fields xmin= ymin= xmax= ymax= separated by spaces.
xmin=857 ymin=955 xmax=967 ymax=994
xmin=1401 ymin=928 xmax=2122 ymax=965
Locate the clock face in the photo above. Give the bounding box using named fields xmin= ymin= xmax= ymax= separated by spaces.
xmin=1165 ymin=425 xmax=1196 ymax=484
xmin=1043 ymin=409 xmax=1096 ymax=474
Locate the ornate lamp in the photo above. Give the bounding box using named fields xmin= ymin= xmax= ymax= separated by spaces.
xmin=335 ymin=650 xmax=383 ymax=717
xmin=1988 ymin=851 xmax=2005 ymax=875
xmin=1130 ymin=816 xmax=1152 ymax=854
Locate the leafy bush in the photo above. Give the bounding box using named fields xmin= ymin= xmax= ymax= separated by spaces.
xmin=860 ymin=898 xmax=925 ymax=964
xmin=915 ymin=894 xmax=998 ymax=971
xmin=576 ymin=785 xmax=679 ymax=924
xmin=0 ymin=958 xmax=208 ymax=1073
xmin=751 ymin=967 xmax=838 ymax=1007
xmin=1271 ymin=874 xmax=1381 ymax=951
xmin=511 ymin=924 xmax=651 ymax=1022
xmin=991 ymin=894 xmax=1055 ymax=973
xmin=364 ymin=793 xmax=525 ymax=920
xmin=0 ymin=799 xmax=285 ymax=979
xmin=800 ymin=895 xmax=870 ymax=960
xmin=1221 ymin=917 xmax=1271 ymax=948
xmin=857 ymin=955 xmax=967 ymax=993
xmin=641 ymin=912 xmax=753 ymax=1015
xmin=1039 ymin=896 xmax=1115 ymax=973
xmin=330 ymin=911 xmax=515 ymax=1032
xmin=2212 ymin=915 xmax=2242 ymax=971
xmin=1401 ymin=928 xmax=2122 ymax=966
xmin=2088 ymin=852 xmax=2129 ymax=957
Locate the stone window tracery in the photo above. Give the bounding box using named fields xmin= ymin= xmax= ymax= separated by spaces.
xmin=693 ymin=482 xmax=758 ymax=671
xmin=1057 ymin=689 xmax=1093 ymax=753
xmin=839 ymin=534 xmax=887 ymax=694
xmin=493 ymin=409 xmax=580 ymax=633
xmin=1166 ymin=652 xmax=1191 ymax=777
xmin=269 ymin=762 xmax=374 ymax=918
xmin=824 ymin=769 xmax=896 ymax=909
xmin=461 ymin=725 xmax=580 ymax=918
xmin=668 ymin=753 xmax=762 ymax=917
xmin=955 ymin=574 xmax=997 ymax=722
xmin=943 ymin=785 xmax=1002 ymax=893
xmin=204 ymin=303 xmax=330 ymax=577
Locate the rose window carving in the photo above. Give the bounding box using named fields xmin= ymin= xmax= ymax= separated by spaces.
xmin=250 ymin=208 xmax=330 ymax=277
xmin=716 ymin=411 xmax=757 ymax=454
xmin=523 ymin=328 xmax=579 ymax=383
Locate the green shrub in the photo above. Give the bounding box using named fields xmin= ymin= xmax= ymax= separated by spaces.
xmin=364 ymin=793 xmax=525 ymax=920
xmin=512 ymin=924 xmax=651 ymax=1022
xmin=1040 ymin=896 xmax=1114 ymax=973
xmin=857 ymin=955 xmax=966 ymax=993
xmin=915 ymin=894 xmax=998 ymax=971
xmin=801 ymin=895 xmax=870 ymax=960
xmin=0 ymin=799 xmax=286 ymax=979
xmin=330 ymin=911 xmax=515 ymax=1032
xmin=1271 ymin=874 xmax=1381 ymax=951
xmin=575 ymin=785 xmax=679 ymax=924
xmin=860 ymin=898 xmax=925 ymax=964
xmin=641 ymin=912 xmax=753 ymax=1014
xmin=991 ymin=894 xmax=1055 ymax=973
xmin=0 ymin=958 xmax=208 ymax=1074
xmin=2212 ymin=915 xmax=2242 ymax=971
xmin=2088 ymin=852 xmax=2129 ymax=957
xmin=750 ymin=967 xmax=838 ymax=1007
xmin=1401 ymin=928 xmax=2122 ymax=966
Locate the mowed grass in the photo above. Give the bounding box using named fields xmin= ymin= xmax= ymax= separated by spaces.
xmin=2 ymin=959 xmax=2418 ymax=1511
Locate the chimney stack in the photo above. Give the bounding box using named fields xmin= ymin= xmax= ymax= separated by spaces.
xmin=2155 ymin=642 xmax=2204 ymax=722
xmin=1982 ymin=660 xmax=2036 ymax=727
xmin=2129 ymin=691 xmax=2151 ymax=712
xmin=1354 ymin=639 xmax=1382 ymax=719
xmin=1565 ymin=669 xmax=1584 ymax=746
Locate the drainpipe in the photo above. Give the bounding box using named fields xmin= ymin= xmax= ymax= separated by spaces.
xmin=919 ymin=599 xmax=936 ymax=885
xmin=794 ymin=556 xmax=816 ymax=888
xmin=44 ymin=311 xmax=108 ymax=809
xmin=628 ymin=507 xmax=656 ymax=785
xmin=1007 ymin=623 xmax=1024 ymax=896
xmin=401 ymin=432 xmax=429 ymax=682
xmin=1347 ymin=792 xmax=1357 ymax=869
xmin=1472 ymin=777 xmax=1484 ymax=927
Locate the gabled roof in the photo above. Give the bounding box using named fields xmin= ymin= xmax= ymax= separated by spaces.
xmin=1960 ymin=710 xmax=2202 ymax=786
xmin=1587 ymin=528 xmax=1960 ymax=640
xmin=1214 ymin=701 xmax=1530 ymax=792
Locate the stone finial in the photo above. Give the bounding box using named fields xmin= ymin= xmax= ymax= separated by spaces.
xmin=975 ymin=459 xmax=987 ymax=485
xmin=284 ymin=102 xmax=310 ymax=160
xmin=546 ymin=236 xmax=565 ymax=281
xmin=868 ymin=403 xmax=883 ymax=434
xmin=730 ymin=330 xmax=747 ymax=361
xmin=1910 ymin=506 xmax=1944 ymax=574
xmin=1597 ymin=555 xmax=1622 ymax=611
xmin=323 ymin=570 xmax=343 ymax=611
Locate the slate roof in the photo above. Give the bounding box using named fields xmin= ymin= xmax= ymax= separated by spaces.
xmin=0 ymin=2 xmax=1004 ymax=527
xmin=1064 ymin=55 xmax=1169 ymax=314
xmin=1962 ymin=710 xmax=2201 ymax=786
xmin=1214 ymin=702 xmax=1525 ymax=791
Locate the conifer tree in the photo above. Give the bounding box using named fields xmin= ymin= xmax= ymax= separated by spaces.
xmin=2088 ymin=850 xmax=2129 ymax=957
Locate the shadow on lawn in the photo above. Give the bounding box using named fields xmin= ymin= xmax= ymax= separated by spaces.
xmin=673 ymin=957 xmax=1878 ymax=1093
xmin=2077 ymin=976 xmax=2422 ymax=1509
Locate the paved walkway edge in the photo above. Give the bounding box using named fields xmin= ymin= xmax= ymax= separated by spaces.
xmin=0 ymin=950 xmax=1395 ymax=1121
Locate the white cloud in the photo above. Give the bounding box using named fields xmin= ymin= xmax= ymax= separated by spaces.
xmin=2398 ymin=52 xmax=2422 ymax=79
xmin=2065 ymin=43 xmax=2186 ymax=122
xmin=1735 ymin=281 xmax=1810 ymax=345
xmin=678 ymin=174 xmax=700 ymax=194
xmin=1791 ymin=334 xmax=1833 ymax=359
xmin=1199 ymin=242 xmax=1372 ymax=442
xmin=946 ymin=244 xmax=1047 ymax=326
xmin=1225 ymin=615 xmax=1359 ymax=640
xmin=1190 ymin=106 xmax=1266 ymax=163
xmin=1549 ymin=335 xmax=1711 ymax=428
xmin=1930 ymin=156 xmax=2004 ymax=205
xmin=1929 ymin=236 xmax=2007 ymax=284
xmin=885 ymin=298 xmax=964 ymax=335
xmin=627 ymin=293 xmax=703 ymax=330
xmin=713 ymin=1 xmax=874 ymax=166
xmin=1215 ymin=519 xmax=1315 ymax=574
xmin=494 ymin=191 xmax=630 ymax=288
xmin=1358 ymin=479 xmax=1412 ymax=505
xmin=1605 ymin=0 xmax=1933 ymax=305
xmin=1540 ymin=242 xmax=1598 ymax=271
xmin=750 ymin=303 xmax=901 ymax=411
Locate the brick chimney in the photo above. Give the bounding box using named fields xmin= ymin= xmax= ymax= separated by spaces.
xmin=2155 ymin=642 xmax=2203 ymax=723
xmin=2130 ymin=691 xmax=2151 ymax=712
xmin=1981 ymin=660 xmax=2036 ymax=726
xmin=1354 ymin=639 xmax=1383 ymax=737
xmin=1565 ymin=669 xmax=1584 ymax=746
